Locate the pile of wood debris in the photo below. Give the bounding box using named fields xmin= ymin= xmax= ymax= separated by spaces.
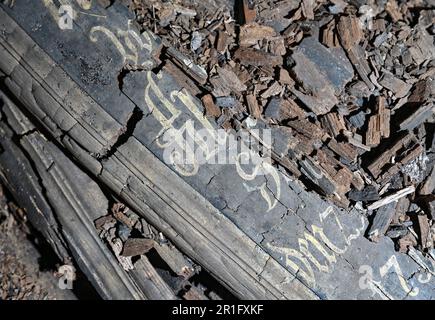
xmin=95 ymin=202 xmax=229 ymax=300
xmin=129 ymin=0 xmax=434 ymax=255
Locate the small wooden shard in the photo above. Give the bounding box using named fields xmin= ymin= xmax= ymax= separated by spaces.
xmin=279 ymin=69 xmax=295 ymax=86
xmin=367 ymin=186 xmax=415 ymax=211
xmin=234 ymin=48 xmax=283 ymax=67
xmin=320 ymin=113 xmax=346 ymax=137
xmin=287 ymin=118 xmax=325 ymax=140
xmin=239 ymin=23 xmax=276 ymax=46
xmin=216 ymin=31 xmax=228 ymax=53
xmin=301 ymin=0 xmax=315 ymax=20
xmin=367 ymin=133 xmax=413 ymax=178
xmin=242 ymin=0 xmax=256 ymax=24
xmin=261 ymin=81 xmax=282 ymax=99
xmin=367 ymin=202 xmax=396 ymax=242
xmin=164 ymin=60 xmax=202 ymax=97
xmin=420 ymin=167 xmax=435 ymax=196
xmin=365 ymin=96 xmax=390 ymax=146
xmin=246 ymin=94 xmax=261 ymax=119
xmin=327 ymin=139 xmax=358 ymax=163
xmin=166 ymin=47 xmax=208 ymax=84
xmin=417 ymin=215 xmax=431 ymax=249
xmin=399 ymin=103 xmax=434 ymax=131
xmin=202 ymin=94 xmax=221 ymax=118
xmin=379 ymin=71 xmax=412 ymax=98
xmin=216 ymin=66 xmax=247 ymax=93
xmin=121 ymin=238 xmax=154 ymax=257
xmin=336 ymin=15 xmax=363 ymax=50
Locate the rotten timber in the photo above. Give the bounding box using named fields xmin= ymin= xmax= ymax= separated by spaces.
xmin=0 ymin=1 xmax=433 ymax=300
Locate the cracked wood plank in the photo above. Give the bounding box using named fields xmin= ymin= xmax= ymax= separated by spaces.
xmin=0 ymin=1 xmax=433 ymax=300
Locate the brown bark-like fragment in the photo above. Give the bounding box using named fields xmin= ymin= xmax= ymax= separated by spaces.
xmin=202 ymin=94 xmax=221 ymax=118
xmin=121 ymin=238 xmax=154 ymax=257
xmin=337 ymin=15 xmax=363 ymax=50
xmin=164 ymin=60 xmax=202 ymax=97
xmin=320 ymin=113 xmax=346 ymax=137
xmin=417 ymin=215 xmax=431 ymax=249
xmin=379 ymin=71 xmax=412 ymax=98
xmin=242 ymin=0 xmax=256 ymax=24
xmin=234 ymin=48 xmax=283 ymax=67
xmin=365 ymin=97 xmax=390 ymax=146
xmin=245 ymin=94 xmax=261 ymax=119
xmin=216 ymin=31 xmax=228 ymax=54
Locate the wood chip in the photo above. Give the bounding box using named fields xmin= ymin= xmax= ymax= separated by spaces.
xmin=202 ymin=94 xmax=221 ymax=118
xmin=239 ymin=23 xmax=276 ymax=46
xmin=121 ymin=238 xmax=154 ymax=257
xmin=367 ymin=186 xmax=415 ymax=211
xmin=234 ymin=48 xmax=283 ymax=67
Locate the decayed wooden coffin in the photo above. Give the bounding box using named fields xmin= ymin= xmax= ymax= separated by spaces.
xmin=0 ymin=0 xmax=433 ymax=299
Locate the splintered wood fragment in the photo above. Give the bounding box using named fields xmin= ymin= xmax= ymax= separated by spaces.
xmin=379 ymin=71 xmax=412 ymax=98
xmin=344 ymin=131 xmax=371 ymax=151
xmin=320 ymin=113 xmax=346 ymax=137
xmin=367 ymin=186 xmax=415 ymax=211
xmin=378 ymin=96 xmax=390 ymax=139
xmin=385 ymin=0 xmax=403 ymax=22
xmin=269 ymin=38 xmax=286 ymax=56
xmin=399 ymin=103 xmax=435 ymax=131
xmin=342 ymin=41 xmax=374 ymax=91
xmin=287 ymin=119 xmax=325 ymax=140
xmin=420 ymin=167 xmax=435 ymax=195
xmin=242 ymin=0 xmax=256 ymax=24
xmin=392 ymin=196 xmax=409 ymax=224
xmin=164 ymin=60 xmax=202 ymax=97
xmin=166 ymin=47 xmax=208 ymax=84
xmin=239 ymin=23 xmax=276 ymax=46
xmin=350 ymin=47 xmax=375 ymax=90
xmin=367 ymin=133 xmax=413 ymax=177
xmin=337 ymin=15 xmax=363 ymax=50
xmin=398 ymin=233 xmax=418 ymax=253
xmin=417 ymin=215 xmax=431 ymax=249
xmin=94 ymin=214 xmax=115 ymax=230
xmin=261 ymin=81 xmax=282 ymax=99
xmin=279 ymin=69 xmax=295 ymax=86
xmin=275 ymin=156 xmax=301 ymax=178
xmin=322 ymin=20 xmax=339 ymax=48
xmin=301 ymin=0 xmax=315 ymax=20
xmin=110 ymin=238 xmax=134 ymax=271
xmin=290 ymin=132 xmax=316 ymax=156
xmin=216 ymin=31 xmax=228 ymax=53
xmin=317 ymin=150 xmax=352 ymax=195
xmin=246 ymin=94 xmax=261 ymax=119
xmin=379 ymin=144 xmax=424 ymax=183
xmin=366 ymin=96 xmax=390 ymax=146
xmin=367 ymin=202 xmax=396 ymax=242
xmin=234 ymin=48 xmax=283 ymax=67
xmin=366 ymin=114 xmax=381 ymax=146
xmin=216 ymin=66 xmax=247 ymax=93
xmin=121 ymin=238 xmax=154 ymax=257
xmin=327 ymin=139 xmax=358 ymax=163
xmin=201 ymin=94 xmax=221 ymax=118
xmin=408 ymin=79 xmax=433 ymax=104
